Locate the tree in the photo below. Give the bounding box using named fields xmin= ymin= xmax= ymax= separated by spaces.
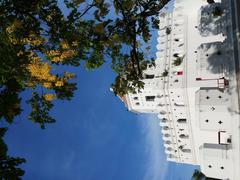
xmin=162 ymin=70 xmax=169 ymax=77
xmin=0 ymin=128 xmax=26 ymax=179
xmin=0 ymin=0 xmax=82 ymax=128
xmin=207 ymin=0 xmax=215 ymax=4
xmin=212 ymin=6 xmax=223 ymax=17
xmin=105 ymin=0 xmax=170 ymax=95
xmin=173 ymin=56 xmax=183 ymax=66
xmin=192 ymin=169 xmax=206 ymax=180
xmin=0 ymin=0 xmax=170 ymax=127
xmin=192 ymin=169 xmax=221 ymax=180
xmin=0 ymin=0 xmax=171 ymax=176
xmin=166 ymin=27 xmax=171 ymax=35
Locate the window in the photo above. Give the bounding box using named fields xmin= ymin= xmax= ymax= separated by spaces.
xmin=161 ymin=118 xmax=167 ymax=123
xmin=178 ymin=43 xmax=184 ymax=47
xmin=177 ymin=118 xmax=187 ymax=123
xmin=211 ymin=107 xmax=215 ymax=111
xmin=135 ymin=102 xmax=140 ymax=105
xmin=164 ymin=134 xmax=170 ymax=137
xmin=168 ymin=154 xmax=175 ymax=159
xmin=173 ymin=53 xmax=179 ymax=57
xmin=178 ymin=145 xmax=184 ymax=150
xmin=177 ymin=71 xmax=183 ymax=75
xmin=145 ymin=96 xmax=155 ymax=101
xmin=133 ymin=97 xmax=138 ymax=100
xmin=182 ymin=149 xmax=191 ymax=153
xmin=163 ymin=126 xmax=169 ymax=130
xmin=160 ymin=110 xmax=166 ymax=115
xmin=166 ymin=27 xmax=171 ymax=35
xmin=179 ymin=134 xmax=189 ymax=139
xmin=144 ymin=74 xmax=155 ymax=79
xmin=165 ymin=140 xmax=171 ymax=144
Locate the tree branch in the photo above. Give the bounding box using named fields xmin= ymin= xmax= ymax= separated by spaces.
xmin=80 ymin=3 xmax=95 ymax=18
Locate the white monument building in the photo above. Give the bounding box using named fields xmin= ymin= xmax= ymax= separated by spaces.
xmin=119 ymin=0 xmax=240 ymax=179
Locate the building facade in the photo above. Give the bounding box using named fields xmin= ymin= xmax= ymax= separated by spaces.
xmin=119 ymin=0 xmax=240 ymax=179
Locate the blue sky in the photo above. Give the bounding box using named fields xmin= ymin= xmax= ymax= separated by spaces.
xmin=4 ymin=0 xmax=198 ymax=180
xmin=4 ymin=65 xmax=198 ymax=180
xmin=5 ymin=64 xmax=197 ymax=180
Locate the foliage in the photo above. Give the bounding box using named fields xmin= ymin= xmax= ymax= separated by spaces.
xmin=192 ymin=169 xmax=206 ymax=180
xmin=216 ymin=50 xmax=222 ymax=55
xmin=0 ymin=128 xmax=26 ymax=179
xmin=0 ymin=0 xmax=170 ymax=127
xmin=0 ymin=0 xmax=82 ymax=128
xmin=166 ymin=27 xmax=171 ymax=35
xmin=108 ymin=0 xmax=170 ymax=95
xmin=207 ymin=0 xmax=215 ymax=4
xmin=0 ymin=0 xmax=171 ymax=176
xmin=212 ymin=6 xmax=223 ymax=17
xmin=27 ymin=92 xmax=55 ymax=129
xmin=173 ymin=56 xmax=183 ymax=66
xmin=192 ymin=169 xmax=221 ymax=180
xmin=162 ymin=70 xmax=168 ymax=77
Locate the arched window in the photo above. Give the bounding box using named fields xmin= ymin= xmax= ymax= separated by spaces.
xmin=168 ymin=154 xmax=176 ymax=159
xmin=177 ymin=118 xmax=187 ymax=123
xmin=165 ymin=140 xmax=171 ymax=144
xmin=164 ymin=133 xmax=170 ymax=137
xmin=145 ymin=96 xmax=155 ymax=101
xmin=160 ymin=110 xmax=167 ymax=115
xmin=163 ymin=126 xmax=169 ymax=130
xmin=174 ymin=102 xmax=185 ymax=106
xmin=182 ymin=149 xmax=191 ymax=153
xmin=173 ymin=53 xmax=179 ymax=57
xmin=179 ymin=134 xmax=189 ymax=139
xmin=161 ymin=118 xmax=167 ymax=123
xmin=167 ymin=147 xmax=172 ymax=151
xmin=144 ymin=74 xmax=155 ymax=79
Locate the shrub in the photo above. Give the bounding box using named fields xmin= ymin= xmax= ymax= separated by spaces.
xmin=162 ymin=70 xmax=169 ymax=77
xmin=207 ymin=0 xmax=215 ymax=4
xmin=212 ymin=6 xmax=223 ymax=17
xmin=173 ymin=57 xmax=183 ymax=66
xmin=216 ymin=50 xmax=222 ymax=55
xmin=166 ymin=27 xmax=171 ymax=35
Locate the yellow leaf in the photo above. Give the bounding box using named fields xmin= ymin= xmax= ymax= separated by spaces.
xmin=95 ymin=23 xmax=104 ymax=33
xmin=44 ymin=94 xmax=56 ymax=101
